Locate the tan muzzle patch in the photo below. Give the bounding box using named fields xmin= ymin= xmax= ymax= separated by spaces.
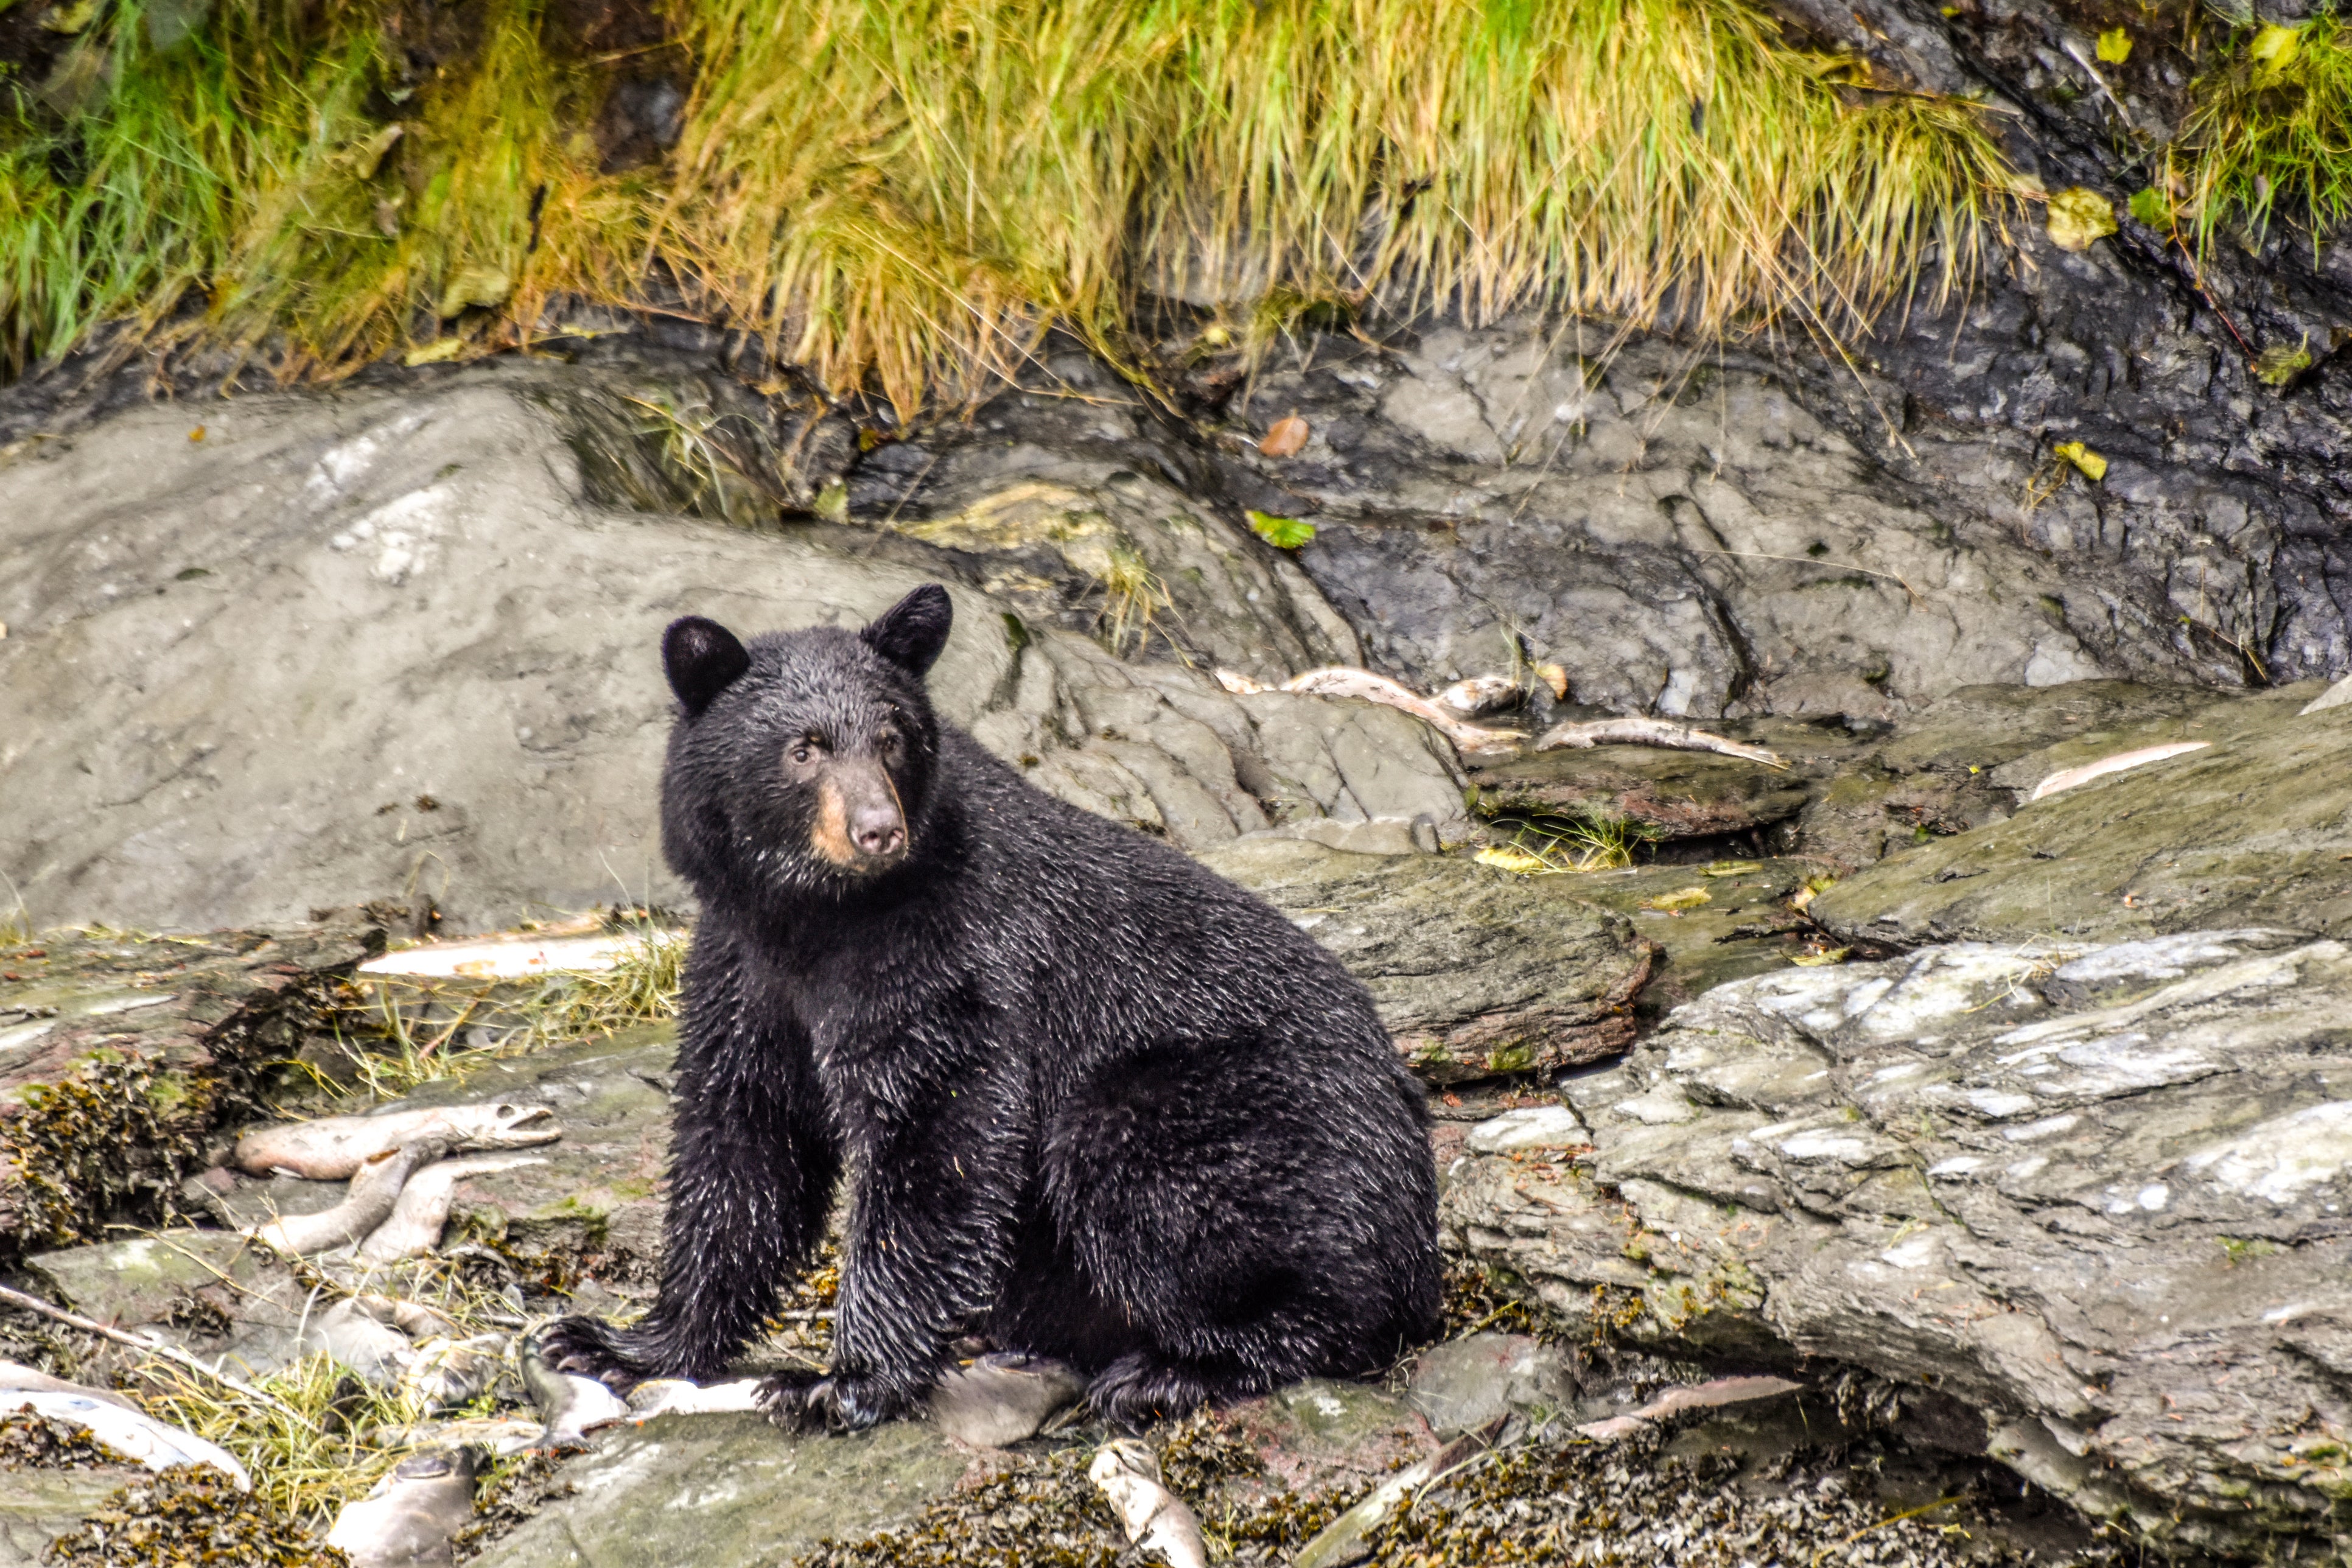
xmin=811 ymin=778 xmax=861 ymax=868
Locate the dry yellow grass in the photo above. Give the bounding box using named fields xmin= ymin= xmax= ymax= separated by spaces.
xmin=1 ymin=0 xmax=2019 ymax=408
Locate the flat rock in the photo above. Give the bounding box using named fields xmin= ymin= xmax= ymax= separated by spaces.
xmin=1197 ymin=839 xmax=1654 ymax=1081
xmin=1441 ymin=926 xmax=2352 ymax=1559
xmin=1468 ymin=746 xmax=1810 ymax=840
xmin=0 ymin=363 xmax=1469 ymax=933
xmin=1405 ymin=1332 xmax=1576 ymax=1431
xmin=0 ymin=1464 xmax=144 ymax=1568
xmin=1555 ymin=859 xmax=1816 ymax=1015
xmin=1794 ymin=679 xmax=2243 ymax=870
xmin=1813 ymin=686 xmax=2352 ymax=945
xmin=468 ymin=1412 xmax=967 ymax=1568
xmin=0 ymin=923 xmax=376 ymax=1261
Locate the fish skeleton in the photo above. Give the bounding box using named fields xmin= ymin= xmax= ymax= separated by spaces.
xmin=1089 ymin=1440 xmax=1208 ymax=1568
xmin=234 ymin=1102 xmax=559 ymax=1180
xmin=248 ymin=1139 xmax=447 ymax=1257
xmin=1 ymin=1391 xmax=251 ymax=1488
xmin=625 ymin=1377 xmax=767 ymax=1421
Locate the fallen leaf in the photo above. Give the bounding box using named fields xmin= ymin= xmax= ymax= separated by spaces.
xmin=187 ymin=426 xmax=206 ymax=443
xmin=1247 ymin=510 xmax=1316 ymax=549
xmin=2128 ymin=186 xmax=2169 ymax=228
xmin=2250 ymin=22 xmax=2301 ymax=72
xmin=436 ymin=264 xmax=512 ymax=319
xmin=1790 ymin=947 xmax=1851 ymax=967
xmin=1258 ymin=414 xmax=1309 ymax=458
xmin=813 ymin=478 xmax=850 ymax=524
xmin=2255 ymin=342 xmax=2312 ymax=387
xmin=2096 ymin=26 xmax=2131 ymax=63
xmin=1640 ymin=887 xmax=1712 ymax=912
xmin=39 ymin=0 xmax=99 ymax=33
xmin=402 ymin=338 xmax=466 ymax=367
xmin=1532 ymin=662 xmax=1569 ymax=700
xmin=1474 ymin=846 xmax=1552 ymax=875
xmin=1701 ymin=860 xmax=1765 ymax=877
xmin=2053 ymin=441 xmax=2108 ymax=481
xmin=2045 ymin=187 xmax=2118 ymax=252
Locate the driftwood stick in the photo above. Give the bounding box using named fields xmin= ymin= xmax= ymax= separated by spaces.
xmin=1535 ymin=718 xmax=1789 ymax=770
xmin=0 ymin=1280 xmax=304 ymax=1418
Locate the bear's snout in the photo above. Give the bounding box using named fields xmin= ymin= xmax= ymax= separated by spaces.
xmin=810 ymin=756 xmax=910 ymax=871
xmin=851 ymin=802 xmax=906 ymax=859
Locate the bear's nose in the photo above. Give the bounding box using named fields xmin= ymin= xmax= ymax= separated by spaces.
xmin=852 ymin=805 xmax=906 ymax=858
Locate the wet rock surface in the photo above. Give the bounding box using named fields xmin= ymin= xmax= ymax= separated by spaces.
xmin=0 ymin=363 xmax=1482 ymax=933
xmin=1443 ymin=926 xmax=2352 ymax=1558
xmin=469 ymin=1413 xmax=967 ymax=1568
xmin=0 ymin=923 xmax=377 ymax=1262
xmin=1813 ymin=684 xmax=2352 ymax=943
xmin=1196 ymin=838 xmax=1656 ymax=1082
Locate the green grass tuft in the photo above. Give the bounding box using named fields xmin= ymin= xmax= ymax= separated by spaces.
xmin=0 ymin=0 xmax=2017 ymax=406
xmin=2180 ymin=16 xmax=2352 ymax=254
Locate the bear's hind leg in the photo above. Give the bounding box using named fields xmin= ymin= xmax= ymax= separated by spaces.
xmin=1044 ymin=1036 xmax=1429 ymax=1421
xmin=1085 ymin=1349 xmax=1278 ymax=1429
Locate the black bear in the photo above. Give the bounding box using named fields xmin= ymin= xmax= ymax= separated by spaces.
xmin=541 ymin=585 xmax=1440 ymax=1429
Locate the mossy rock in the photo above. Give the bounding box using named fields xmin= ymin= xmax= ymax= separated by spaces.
xmin=1813 ymin=685 xmax=2352 ymax=945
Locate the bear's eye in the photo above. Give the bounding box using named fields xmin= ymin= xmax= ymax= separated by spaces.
xmin=788 ymin=737 xmax=825 ymax=766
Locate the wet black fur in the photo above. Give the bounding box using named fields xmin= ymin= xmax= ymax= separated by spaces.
xmin=541 ymin=586 xmax=1441 ymax=1429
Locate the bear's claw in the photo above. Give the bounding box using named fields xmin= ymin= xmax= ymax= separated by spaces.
xmin=537 ymin=1315 xmax=659 ymax=1393
xmin=756 ymin=1371 xmax=900 ymax=1432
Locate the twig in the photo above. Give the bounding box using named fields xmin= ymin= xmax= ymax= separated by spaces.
xmin=0 ymin=1281 xmax=304 ymax=1419
xmin=2060 ymin=39 xmax=2137 ymax=133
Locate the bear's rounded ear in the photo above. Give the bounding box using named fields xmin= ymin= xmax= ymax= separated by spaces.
xmin=860 ymin=584 xmax=953 ymax=677
xmin=663 ymin=616 xmax=751 ymax=717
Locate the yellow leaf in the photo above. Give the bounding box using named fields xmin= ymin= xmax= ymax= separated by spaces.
xmin=2095 ymin=27 xmax=2131 ymax=63
xmin=1475 ymin=846 xmax=1551 ymax=875
xmin=1701 ymin=859 xmax=1765 ymax=877
xmin=1640 ymin=887 xmax=1712 ymax=912
xmin=2250 ymin=23 xmax=2301 ymax=71
xmin=1790 ymin=947 xmax=1852 ymax=967
xmin=38 ymin=0 xmax=98 ymax=33
xmin=2053 ymin=441 xmax=2108 ymax=481
xmin=435 ymin=265 xmax=512 ymax=319
xmin=2255 ymin=342 xmax=2312 ymax=387
xmin=401 ymin=338 xmax=466 ymax=367
xmin=2045 ymin=187 xmax=2118 ymax=251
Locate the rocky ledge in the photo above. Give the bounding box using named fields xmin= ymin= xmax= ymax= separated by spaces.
xmin=1444 ymin=927 xmax=2352 ymax=1559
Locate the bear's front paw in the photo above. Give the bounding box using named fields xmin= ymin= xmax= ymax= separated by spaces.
xmin=755 ymin=1370 xmax=905 ymax=1433
xmin=536 ymin=1316 xmax=660 ymax=1394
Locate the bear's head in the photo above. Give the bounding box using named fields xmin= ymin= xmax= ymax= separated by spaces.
xmin=657 ymin=584 xmax=955 ymax=906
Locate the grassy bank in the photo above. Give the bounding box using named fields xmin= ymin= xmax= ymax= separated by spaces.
xmin=0 ymin=0 xmax=2020 ymax=407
